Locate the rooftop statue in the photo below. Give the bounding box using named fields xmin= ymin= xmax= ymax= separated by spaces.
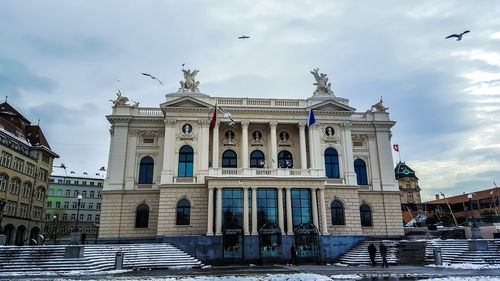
xmin=371 ymin=96 xmax=389 ymax=112
xmin=179 ymin=68 xmax=200 ymax=92
xmin=311 ymin=68 xmax=334 ymax=95
xmin=110 ymin=90 xmax=129 ymax=107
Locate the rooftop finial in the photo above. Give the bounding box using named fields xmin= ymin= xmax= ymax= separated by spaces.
xmin=4 ymin=96 xmax=7 ymax=102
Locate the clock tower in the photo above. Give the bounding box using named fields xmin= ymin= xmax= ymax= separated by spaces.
xmin=395 ymin=161 xmax=422 ymax=204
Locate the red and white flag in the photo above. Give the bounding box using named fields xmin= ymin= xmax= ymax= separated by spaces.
xmin=210 ymin=103 xmax=217 ymax=130
xmin=393 ymin=144 xmax=399 ymax=152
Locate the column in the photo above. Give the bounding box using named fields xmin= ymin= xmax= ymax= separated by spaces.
xmin=342 ymin=123 xmax=357 ymax=185
xmin=241 ymin=121 xmax=249 ymax=169
xmin=311 ymin=188 xmax=319 ymax=229
xmin=212 ymin=121 xmax=220 ymax=168
xmin=298 ymin=123 xmax=307 ymax=170
xmin=124 ymin=132 xmax=137 ymax=190
xmin=286 ymin=188 xmax=293 ymax=235
xmin=270 ymin=122 xmax=278 ymax=169
xmin=243 ymin=187 xmax=249 ymax=235
xmin=277 ymin=187 xmax=285 ymax=234
xmin=216 ymin=187 xmax=222 ymax=235
xmin=160 ymin=120 xmax=176 ymax=185
xmin=319 ymin=189 xmax=329 ymax=235
xmin=368 ymin=135 xmax=381 ymax=191
xmin=307 ymin=124 xmax=316 ymax=169
xmin=107 ymin=121 xmax=130 ymax=190
xmin=207 ymin=187 xmax=214 ymax=235
xmin=251 ymin=187 xmax=257 ymax=235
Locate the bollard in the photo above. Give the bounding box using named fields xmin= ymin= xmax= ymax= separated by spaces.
xmin=433 ymin=248 xmax=442 ymax=266
xmin=115 ymin=251 xmax=124 ymax=270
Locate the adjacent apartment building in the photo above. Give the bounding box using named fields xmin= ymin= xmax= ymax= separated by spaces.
xmin=0 ymin=102 xmax=59 ymax=245
xmin=46 ymin=170 xmax=104 ymax=243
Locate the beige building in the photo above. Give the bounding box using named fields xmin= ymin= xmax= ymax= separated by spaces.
xmin=100 ymin=68 xmax=403 ymax=264
xmin=0 ymin=102 xmax=59 ymax=245
xmin=395 ymin=161 xmax=422 ymax=204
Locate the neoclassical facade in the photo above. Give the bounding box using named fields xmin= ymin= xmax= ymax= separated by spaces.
xmin=100 ymin=69 xmax=403 ymax=264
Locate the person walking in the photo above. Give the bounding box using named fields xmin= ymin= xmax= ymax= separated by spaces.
xmin=368 ymin=242 xmax=377 ymax=267
xmin=379 ymin=242 xmax=388 ymax=268
xmin=289 ymin=243 xmax=299 ymax=265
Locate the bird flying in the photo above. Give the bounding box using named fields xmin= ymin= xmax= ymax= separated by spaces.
xmin=445 ymin=30 xmax=470 ymax=41
xmin=141 ymin=73 xmax=164 ymax=85
xmin=218 ymin=106 xmax=235 ymax=125
xmin=238 ymin=35 xmax=250 ymax=39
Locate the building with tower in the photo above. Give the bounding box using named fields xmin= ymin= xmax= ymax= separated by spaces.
xmin=99 ymin=68 xmax=404 ymax=264
xmin=395 ymin=161 xmax=422 ymax=204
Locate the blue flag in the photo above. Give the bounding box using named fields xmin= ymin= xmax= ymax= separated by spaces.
xmin=308 ymin=108 xmax=316 ymax=127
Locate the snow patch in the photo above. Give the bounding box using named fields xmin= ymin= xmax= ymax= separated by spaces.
xmin=427 ymin=263 xmax=500 ymax=270
xmin=329 ymin=274 xmax=363 ymax=280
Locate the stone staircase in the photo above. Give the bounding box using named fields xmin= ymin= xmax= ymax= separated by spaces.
xmin=0 ymin=243 xmax=202 ymax=274
xmin=337 ymin=239 xmax=500 ymax=265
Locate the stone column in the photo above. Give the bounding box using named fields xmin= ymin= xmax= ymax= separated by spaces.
xmin=319 ymin=188 xmax=329 ymax=235
xmin=270 ymin=122 xmax=278 ymax=169
xmin=342 ymin=123 xmax=357 ymax=185
xmin=277 ymin=187 xmax=285 ymax=234
xmin=368 ymin=135 xmax=381 ymax=191
xmin=307 ymin=124 xmax=316 ymax=169
xmin=241 ymin=121 xmax=249 ymax=169
xmin=207 ymin=187 xmax=214 ymax=235
xmin=298 ymin=123 xmax=307 ymax=170
xmin=161 ymin=120 xmax=176 ymax=185
xmin=311 ymin=188 xmax=319 ymax=229
xmin=251 ymin=187 xmax=258 ymax=235
xmin=124 ymin=131 xmax=137 ymax=190
xmin=107 ymin=120 xmax=131 ymax=190
xmin=286 ymin=188 xmax=293 ymax=235
xmin=243 ymin=187 xmax=249 ymax=235
xmin=212 ymin=121 xmax=220 ymax=168
xmin=216 ymin=187 xmax=222 ymax=235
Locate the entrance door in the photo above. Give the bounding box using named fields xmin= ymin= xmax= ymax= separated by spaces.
xmin=259 ymin=223 xmax=282 ymax=264
xmin=15 ymin=225 xmax=26 ymax=246
xmin=294 ymin=223 xmax=320 ymax=263
xmin=222 ymin=223 xmax=243 ymax=264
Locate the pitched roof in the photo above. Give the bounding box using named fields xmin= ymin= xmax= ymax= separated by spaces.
xmin=394 ymin=161 xmax=418 ymax=180
xmin=424 ymin=187 xmax=499 ymax=204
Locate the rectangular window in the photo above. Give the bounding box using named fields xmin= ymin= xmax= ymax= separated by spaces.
xmin=97 ymin=182 xmax=102 ymax=186
xmin=71 ymin=214 xmax=76 ymax=221
xmin=88 ymin=202 xmax=93 ymax=209
xmin=45 ymin=213 xmax=50 ymax=220
xmin=42 ymin=154 xmax=50 ymax=164
xmin=55 ymin=202 xmax=61 ymax=208
xmin=47 ymin=201 xmax=52 ymax=208
xmin=82 ymin=191 xmax=87 ymax=197
xmin=98 ymin=192 xmax=101 ymax=198
xmin=61 ymin=226 xmax=67 ymax=233
xmin=66 ymin=190 xmax=70 ymax=197
xmin=82 ymin=181 xmax=87 ymax=185
xmin=58 ymin=179 xmax=63 ymax=183
xmin=90 ymin=191 xmax=94 ymax=198
xmin=80 ymin=202 xmax=85 ymax=209
xmin=79 ymin=214 xmax=84 ymax=221
xmin=96 ymin=203 xmax=101 ymax=210
xmin=87 ymin=214 xmax=92 ymax=221
xmin=257 ymin=188 xmax=278 ymax=229
xmin=72 ymin=202 xmax=77 ymax=208
xmin=64 ymin=202 xmax=69 ymax=208
xmin=221 ymin=188 xmax=243 ymax=227
xmin=291 ymin=188 xmax=312 ymax=227
xmin=85 ymin=226 xmax=90 ymax=233
xmin=74 ymin=180 xmax=79 ymax=185
xmin=63 ymin=214 xmax=68 ymax=221
xmin=90 ymin=182 xmax=94 ymax=186
xmin=73 ymin=190 xmax=78 ymax=197
xmin=95 ymin=214 xmax=100 ymax=221
xmin=65 ymin=180 xmax=71 ymax=184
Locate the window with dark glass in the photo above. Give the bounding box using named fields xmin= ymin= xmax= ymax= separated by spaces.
xmin=331 ymin=200 xmax=345 ymax=225
xmin=278 ymin=150 xmax=293 ymax=168
xmin=257 ymin=188 xmax=278 ymax=228
xmin=250 ymin=150 xmax=265 ymax=168
xmin=139 ymin=156 xmax=154 ymax=184
xmin=222 ymin=150 xmax=237 ymax=168
xmin=135 ymin=203 xmax=149 ymax=228
xmin=222 ymin=188 xmax=243 ymax=227
xmin=291 ymin=188 xmax=312 ymax=227
xmin=176 ymin=199 xmax=191 ymax=225
xmin=324 ymin=148 xmax=339 ymax=178
xmin=360 ymin=204 xmax=372 ymax=227
xmin=354 ymin=159 xmax=367 ymax=185
xmin=178 ymin=145 xmax=194 ymax=177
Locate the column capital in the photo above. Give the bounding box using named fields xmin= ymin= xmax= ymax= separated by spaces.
xmin=164 ymin=119 xmax=177 ymax=126
xmin=340 ymin=122 xmax=353 ymax=129
xmin=269 ymin=121 xmax=278 ymax=128
xmin=198 ymin=119 xmax=210 ymax=127
xmin=208 ymin=186 xmax=215 ymax=190
xmin=298 ymin=122 xmax=306 ymax=130
xmin=216 ymin=186 xmax=222 ymax=190
xmin=241 ymin=121 xmax=250 ymax=128
xmin=242 ymin=186 xmax=249 ymax=190
xmin=277 ymin=186 xmax=284 ymax=190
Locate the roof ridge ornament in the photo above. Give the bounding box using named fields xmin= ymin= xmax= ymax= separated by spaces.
xmin=310 ymin=68 xmax=334 ymax=96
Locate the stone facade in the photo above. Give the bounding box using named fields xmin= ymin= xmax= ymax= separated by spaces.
xmin=100 ymin=70 xmax=404 ymax=263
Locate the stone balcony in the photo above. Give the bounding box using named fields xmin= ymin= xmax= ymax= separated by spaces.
xmin=207 ymin=168 xmax=325 ymax=177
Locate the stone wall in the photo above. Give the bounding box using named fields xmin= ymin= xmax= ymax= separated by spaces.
xmin=98 ymin=190 xmax=159 ymax=238
xmin=323 ymin=187 xmax=363 ymax=235
xmin=358 ymin=191 xmax=404 ymax=236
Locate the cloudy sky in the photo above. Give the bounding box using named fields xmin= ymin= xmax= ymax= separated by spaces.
xmin=1 ymin=1 xmax=499 ymax=200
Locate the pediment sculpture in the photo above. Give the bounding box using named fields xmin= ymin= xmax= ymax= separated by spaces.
xmin=179 ymin=68 xmax=201 ymax=93
xmin=370 ymin=96 xmax=388 ymax=112
xmin=110 ymin=90 xmax=129 ymax=107
xmin=311 ymin=68 xmax=334 ymax=95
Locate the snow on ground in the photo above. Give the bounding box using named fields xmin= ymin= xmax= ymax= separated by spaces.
xmin=329 ymin=274 xmax=362 ymax=280
xmin=423 ymin=277 xmax=500 ymax=281
xmin=427 ymin=263 xmax=500 ymax=270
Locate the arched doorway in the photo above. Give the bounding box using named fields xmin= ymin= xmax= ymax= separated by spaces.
xmin=222 ymin=223 xmax=244 ymax=264
xmin=258 ymin=223 xmax=282 ymax=264
xmin=3 ymin=224 xmax=14 ymax=245
xmin=15 ymin=225 xmax=26 ymax=246
xmin=30 ymin=226 xmax=40 ymax=245
xmin=293 ymin=223 xmax=320 ymax=264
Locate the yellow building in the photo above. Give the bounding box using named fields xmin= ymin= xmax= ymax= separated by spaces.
xmin=395 ymin=161 xmax=421 ymax=204
xmin=0 ymin=102 xmax=59 ymax=245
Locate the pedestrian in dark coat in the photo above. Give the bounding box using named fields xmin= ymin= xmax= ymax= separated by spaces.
xmin=379 ymin=242 xmax=388 ymax=268
xmin=289 ymin=243 xmax=299 ymax=265
xmin=368 ymin=242 xmax=376 ymax=267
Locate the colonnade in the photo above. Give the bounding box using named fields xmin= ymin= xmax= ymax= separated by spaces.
xmin=206 ymin=186 xmax=329 ymax=236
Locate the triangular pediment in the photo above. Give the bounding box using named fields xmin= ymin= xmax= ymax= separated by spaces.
xmin=161 ymin=96 xmax=213 ymax=109
xmin=310 ymin=100 xmax=356 ymax=112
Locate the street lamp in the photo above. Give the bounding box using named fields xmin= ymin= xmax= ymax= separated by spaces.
xmin=467 ymin=193 xmax=477 ymax=227
xmin=93 ymin=222 xmax=100 ymax=244
xmin=75 ymin=194 xmax=83 ymax=232
xmin=53 ymin=215 xmax=57 ymax=245
xmin=440 ymin=192 xmax=458 ymax=228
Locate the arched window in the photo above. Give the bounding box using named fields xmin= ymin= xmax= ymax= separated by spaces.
xmin=176 ymin=199 xmax=191 ymax=225
xmin=135 ymin=203 xmax=149 ymax=228
xmin=138 ymin=156 xmax=154 ymax=184
xmin=278 ymin=150 xmax=293 ymax=168
xmin=178 ymin=145 xmax=194 ymax=177
xmin=0 ymin=174 xmax=8 ymax=192
xmin=354 ymin=159 xmax=367 ymax=185
xmin=324 ymin=148 xmax=339 ymax=178
xmin=331 ymin=200 xmax=345 ymax=225
xmin=222 ymin=150 xmax=237 ymax=168
xmin=360 ymin=204 xmax=372 ymax=227
xmin=250 ymin=150 xmax=265 ymax=168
